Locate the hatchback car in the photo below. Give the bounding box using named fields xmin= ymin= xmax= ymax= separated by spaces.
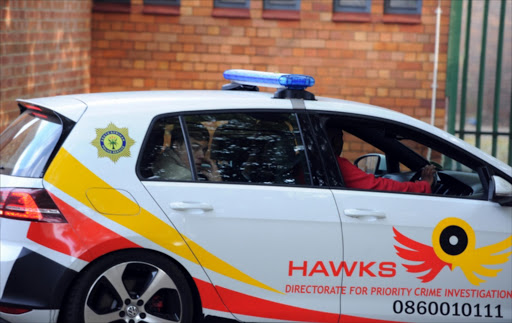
xmin=0 ymin=70 xmax=511 ymax=323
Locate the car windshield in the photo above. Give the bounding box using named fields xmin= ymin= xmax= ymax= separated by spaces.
xmin=0 ymin=110 xmax=63 ymax=177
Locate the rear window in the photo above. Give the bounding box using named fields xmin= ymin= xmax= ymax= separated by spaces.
xmin=0 ymin=110 xmax=63 ymax=177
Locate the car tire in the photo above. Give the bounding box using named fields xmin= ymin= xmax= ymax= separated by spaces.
xmin=59 ymin=249 xmax=194 ymax=323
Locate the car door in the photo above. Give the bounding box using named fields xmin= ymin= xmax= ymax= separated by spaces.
xmin=139 ymin=111 xmax=342 ymax=322
xmin=309 ymin=111 xmax=512 ymax=323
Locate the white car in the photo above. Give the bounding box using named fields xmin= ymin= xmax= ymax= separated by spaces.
xmin=0 ymin=70 xmax=511 ymax=323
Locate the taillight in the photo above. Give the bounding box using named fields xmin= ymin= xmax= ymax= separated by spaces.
xmin=0 ymin=188 xmax=66 ymax=223
xmin=0 ymin=305 xmax=32 ymax=314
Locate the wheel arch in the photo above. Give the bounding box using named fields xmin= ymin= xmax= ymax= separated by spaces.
xmin=57 ymin=247 xmax=204 ymax=323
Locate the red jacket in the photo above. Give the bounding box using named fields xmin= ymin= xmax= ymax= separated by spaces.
xmin=337 ymin=157 xmax=431 ymax=194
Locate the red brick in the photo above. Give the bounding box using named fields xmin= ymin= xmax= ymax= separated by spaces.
xmin=373 ymin=42 xmax=398 ymax=51
xmin=398 ymin=62 xmax=423 ymax=70
xmin=312 ymin=2 xmax=330 ymax=11
xmin=251 ymin=38 xmax=275 ymax=47
xmin=370 ymin=97 xmax=397 ymax=108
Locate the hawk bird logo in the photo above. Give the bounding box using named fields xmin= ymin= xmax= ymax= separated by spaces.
xmin=393 ymin=217 xmax=512 ymax=286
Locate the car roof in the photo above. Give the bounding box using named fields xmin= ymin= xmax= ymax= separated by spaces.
xmin=22 ymin=90 xmax=407 ymax=120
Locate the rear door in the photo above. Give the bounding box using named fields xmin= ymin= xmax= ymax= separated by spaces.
xmin=140 ymin=110 xmax=342 ymax=322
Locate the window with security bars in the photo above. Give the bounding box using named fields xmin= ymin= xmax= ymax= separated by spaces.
xmin=214 ymin=0 xmax=250 ymax=8
xmin=264 ymin=0 xmax=300 ymax=11
xmin=384 ymin=0 xmax=422 ymax=14
xmin=333 ymin=0 xmax=371 ymax=13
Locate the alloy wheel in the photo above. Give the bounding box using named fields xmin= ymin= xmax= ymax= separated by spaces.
xmin=84 ymin=261 xmax=183 ymax=323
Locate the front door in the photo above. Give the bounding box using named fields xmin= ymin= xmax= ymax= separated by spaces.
xmin=314 ymin=111 xmax=512 ymax=322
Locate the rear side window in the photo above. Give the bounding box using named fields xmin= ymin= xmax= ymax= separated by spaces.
xmin=0 ymin=110 xmax=63 ymax=177
xmin=139 ymin=112 xmax=312 ymax=186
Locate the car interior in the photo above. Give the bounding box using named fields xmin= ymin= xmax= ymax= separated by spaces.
xmin=324 ymin=114 xmax=486 ymax=199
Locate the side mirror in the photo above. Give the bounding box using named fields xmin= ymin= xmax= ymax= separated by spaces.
xmin=354 ymin=154 xmax=387 ymax=175
xmin=489 ymin=175 xmax=512 ymax=206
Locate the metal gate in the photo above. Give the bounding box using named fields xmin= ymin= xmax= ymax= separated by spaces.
xmin=446 ymin=0 xmax=511 ymax=165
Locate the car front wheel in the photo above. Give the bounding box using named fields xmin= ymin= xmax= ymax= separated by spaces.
xmin=60 ymin=250 xmax=194 ymax=323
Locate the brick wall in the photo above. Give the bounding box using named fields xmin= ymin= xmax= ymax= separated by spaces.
xmin=91 ymin=0 xmax=450 ymax=129
xmin=0 ymin=0 xmax=450 ymax=133
xmin=0 ymin=0 xmax=91 ymax=131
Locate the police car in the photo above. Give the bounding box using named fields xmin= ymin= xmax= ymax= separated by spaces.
xmin=0 ymin=70 xmax=511 ymax=323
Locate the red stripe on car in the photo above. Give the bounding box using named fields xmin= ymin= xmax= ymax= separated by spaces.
xmin=27 ymin=193 xmax=141 ymax=262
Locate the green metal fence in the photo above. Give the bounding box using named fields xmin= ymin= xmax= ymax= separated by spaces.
xmin=446 ymin=0 xmax=511 ymax=166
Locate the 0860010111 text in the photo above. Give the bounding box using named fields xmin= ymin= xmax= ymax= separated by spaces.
xmin=392 ymin=300 xmax=504 ymax=318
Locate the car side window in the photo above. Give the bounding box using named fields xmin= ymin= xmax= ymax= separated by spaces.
xmin=139 ymin=116 xmax=192 ymax=181
xmin=322 ymin=114 xmax=487 ymax=198
xmin=139 ymin=112 xmax=311 ymax=186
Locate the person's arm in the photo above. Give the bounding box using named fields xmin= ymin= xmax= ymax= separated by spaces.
xmin=337 ymin=157 xmax=431 ymax=193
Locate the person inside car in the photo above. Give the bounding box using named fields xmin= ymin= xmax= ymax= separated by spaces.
xmin=154 ymin=122 xmax=221 ymax=181
xmin=328 ymin=127 xmax=435 ymax=193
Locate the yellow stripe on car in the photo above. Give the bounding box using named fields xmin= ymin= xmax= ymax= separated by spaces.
xmin=45 ymin=148 xmax=282 ymax=294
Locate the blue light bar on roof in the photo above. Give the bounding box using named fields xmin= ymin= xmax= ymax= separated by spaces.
xmin=223 ymin=69 xmax=315 ymax=90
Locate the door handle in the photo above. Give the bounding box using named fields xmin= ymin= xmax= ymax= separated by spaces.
xmin=170 ymin=201 xmax=213 ymax=212
xmin=344 ymin=209 xmax=386 ymax=219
